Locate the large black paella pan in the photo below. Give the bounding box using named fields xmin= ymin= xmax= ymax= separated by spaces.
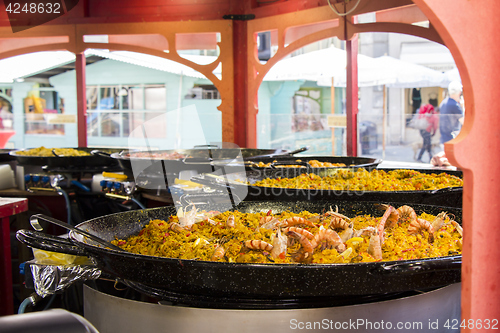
xmin=17 ymin=200 xmax=462 ymax=300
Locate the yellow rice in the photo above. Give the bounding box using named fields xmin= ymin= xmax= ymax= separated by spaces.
xmin=112 ymin=208 xmax=462 ymax=265
xmin=248 ymin=169 xmax=463 ymax=191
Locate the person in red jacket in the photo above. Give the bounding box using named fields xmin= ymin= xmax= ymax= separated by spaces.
xmin=416 ymin=103 xmax=439 ymax=162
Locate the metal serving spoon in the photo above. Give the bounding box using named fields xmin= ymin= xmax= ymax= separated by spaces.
xmin=30 ymin=214 xmax=125 ymax=252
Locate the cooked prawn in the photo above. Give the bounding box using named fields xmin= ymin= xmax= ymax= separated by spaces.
xmin=259 ymin=216 xmax=274 ymax=226
xmin=408 ymin=218 xmax=435 ymax=243
xmin=281 ymin=227 xmax=314 ymax=240
xmin=310 ymin=226 xmax=343 ymax=252
xmin=177 ymin=205 xmax=198 ymax=229
xmin=324 ymin=205 xmax=351 ymax=222
xmin=281 ymin=216 xmax=316 ymax=228
xmin=207 ymin=218 xmax=218 ymax=226
xmin=450 ymin=220 xmax=463 ymax=249
xmin=270 ymin=229 xmax=287 ymax=259
xmin=354 ymin=226 xmax=377 ymax=238
xmin=168 ymin=222 xmax=187 ymax=233
xmin=327 ymin=217 xmax=351 ymax=231
xmin=450 ymin=220 xmax=462 ymax=237
xmin=397 ymin=205 xmax=417 ymax=224
xmin=211 ymin=244 xmax=225 ymax=261
xmin=377 ymin=205 xmax=399 ymax=244
xmin=244 ymin=240 xmax=273 ymax=252
xmin=260 ymin=216 xmax=281 ymax=230
xmin=367 ymin=231 xmax=382 ymax=260
xmin=286 ymin=230 xmax=314 ymax=262
xmin=340 ymin=224 xmax=354 ymax=243
xmin=226 ymin=214 xmax=235 ymax=228
xmin=431 ymin=212 xmax=448 ymax=232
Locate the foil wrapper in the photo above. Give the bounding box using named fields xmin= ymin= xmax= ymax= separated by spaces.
xmin=29 ymin=262 xmax=101 ymax=298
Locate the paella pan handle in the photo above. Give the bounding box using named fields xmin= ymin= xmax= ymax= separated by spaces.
xmin=286 ymin=146 xmax=309 ymax=155
xmin=270 ymin=160 xmax=312 ymax=169
xmin=371 ymin=257 xmax=462 ymax=276
xmin=30 ymin=214 xmax=125 ymax=252
xmin=193 ymin=144 xmax=220 ymax=149
xmin=90 ymin=149 xmax=112 ymax=158
xmin=429 ymin=186 xmax=463 ymax=195
xmin=179 ymin=192 xmax=241 ymax=207
xmin=16 ymin=229 xmax=88 ymax=256
xmin=190 ymin=175 xmax=236 ymax=190
xmin=182 ymin=156 xmax=214 ymax=164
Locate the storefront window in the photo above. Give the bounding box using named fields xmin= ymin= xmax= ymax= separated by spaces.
xmin=87 ymin=84 xmax=167 ymax=138
xmin=24 ymin=86 xmax=65 ymax=135
xmin=0 ymin=89 xmax=13 ymax=130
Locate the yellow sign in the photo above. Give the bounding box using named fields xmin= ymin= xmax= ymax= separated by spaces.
xmin=45 ymin=114 xmax=77 ymax=124
xmin=327 ymin=115 xmax=347 ymax=127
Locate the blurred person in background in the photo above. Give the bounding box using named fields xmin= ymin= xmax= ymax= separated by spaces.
xmin=439 ymin=80 xmax=464 ymax=145
xmin=416 ymin=103 xmax=439 ymax=163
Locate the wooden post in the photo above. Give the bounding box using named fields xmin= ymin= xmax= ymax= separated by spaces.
xmin=75 ymin=53 xmax=87 ymax=147
xmin=331 ymin=77 xmax=335 ymax=155
xmin=382 ymin=85 xmax=387 ymax=159
xmin=414 ymin=0 xmax=500 ymax=326
xmin=233 ymin=20 xmax=249 ymax=148
xmin=346 ymin=36 xmax=358 ymax=156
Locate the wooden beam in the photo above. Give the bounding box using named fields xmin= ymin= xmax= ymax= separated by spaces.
xmin=345 ymin=35 xmax=358 ymax=157
xmin=233 ymin=19 xmax=250 ymax=147
xmin=414 ymin=0 xmax=500 ymax=327
xmin=75 ymin=52 xmax=87 ymax=147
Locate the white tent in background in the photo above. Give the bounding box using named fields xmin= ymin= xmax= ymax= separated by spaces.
xmin=264 ymin=47 xmax=446 ymax=88
xmin=0 ymin=51 xmax=76 ymax=83
xmin=264 ymin=46 xmax=378 ymax=85
xmin=443 ymin=67 xmax=461 ymax=86
xmin=316 ymin=54 xmax=447 ymax=88
xmin=0 ymin=49 xmax=221 ymax=83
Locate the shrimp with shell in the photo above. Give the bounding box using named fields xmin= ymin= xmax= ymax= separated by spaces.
xmin=397 ymin=205 xmax=417 ymax=224
xmin=376 ymin=205 xmax=400 ymax=244
xmin=367 ymin=230 xmax=383 ymax=260
xmin=281 ymin=216 xmax=317 ymax=228
xmin=270 ymin=228 xmax=287 ymax=259
xmin=177 ymin=204 xmax=198 ymax=229
xmin=310 ymin=226 xmax=344 ymax=252
xmin=408 ymin=218 xmax=435 ymax=243
xmin=431 ymin=212 xmax=449 ymax=232
xmin=324 ymin=205 xmax=351 ymax=222
xmin=211 ymin=244 xmax=225 ymax=261
xmin=450 ymin=220 xmax=463 ymax=249
xmin=286 ymin=229 xmax=314 ymax=262
xmin=244 ymin=240 xmax=274 ymax=252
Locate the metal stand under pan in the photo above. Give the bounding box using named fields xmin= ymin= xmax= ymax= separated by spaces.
xmin=122 ymin=280 xmax=440 ymax=310
xmin=84 ymin=282 xmax=461 ymax=333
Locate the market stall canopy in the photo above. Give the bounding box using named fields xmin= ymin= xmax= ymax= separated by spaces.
xmin=0 ymin=50 xmax=221 ymax=83
xmin=340 ymin=55 xmax=449 ymax=88
xmin=399 ymin=42 xmax=455 ymax=73
xmin=443 ymin=67 xmax=461 ymax=84
xmin=264 ymin=46 xmax=377 ymax=86
xmin=264 ymin=46 xmax=447 ymax=88
xmin=86 ymin=49 xmax=221 ymax=80
xmin=0 ymin=51 xmax=76 ymax=83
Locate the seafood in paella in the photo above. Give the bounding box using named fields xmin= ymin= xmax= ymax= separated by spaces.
xmin=15 ymin=146 xmax=90 ymax=157
xmin=249 ymin=159 xmax=348 ymax=168
xmin=247 ymin=169 xmax=463 ymax=191
xmin=112 ymin=204 xmax=462 ymax=264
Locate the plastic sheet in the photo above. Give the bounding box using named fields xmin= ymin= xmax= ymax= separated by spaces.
xmin=29 ymin=262 xmax=101 ymax=298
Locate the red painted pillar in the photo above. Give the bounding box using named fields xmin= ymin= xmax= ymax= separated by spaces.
xmin=75 ymin=53 xmax=87 ymax=147
xmin=0 ymin=198 xmax=28 ymax=316
xmin=233 ymin=20 xmax=249 ymax=148
xmin=346 ymin=35 xmax=358 ymax=156
xmin=0 ymin=216 xmax=13 ymax=316
xmin=414 ymin=1 xmax=500 ymax=330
